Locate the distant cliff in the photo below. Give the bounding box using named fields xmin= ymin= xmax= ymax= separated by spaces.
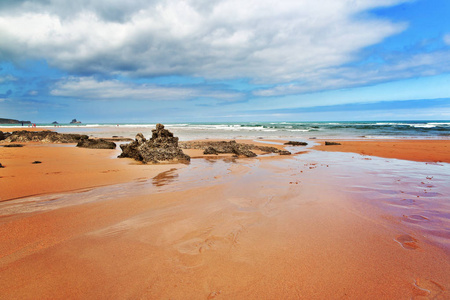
xmin=0 ymin=118 xmax=31 ymax=124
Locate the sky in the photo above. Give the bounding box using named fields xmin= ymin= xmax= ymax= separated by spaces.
xmin=0 ymin=0 xmax=450 ymax=123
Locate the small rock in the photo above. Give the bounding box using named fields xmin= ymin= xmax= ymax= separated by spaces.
xmin=0 ymin=163 xmax=4 ymax=168
xmin=325 ymin=141 xmax=341 ymax=146
xmin=284 ymin=141 xmax=308 ymax=146
xmin=32 ymin=161 xmax=42 ymax=164
xmin=3 ymin=144 xmax=24 ymax=147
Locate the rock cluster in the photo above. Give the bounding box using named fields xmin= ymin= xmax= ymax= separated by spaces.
xmin=2 ymin=131 xmax=88 ymax=143
xmin=180 ymin=140 xmax=291 ymax=157
xmin=76 ymin=138 xmax=116 ymax=149
xmin=118 ymin=124 xmax=190 ymax=164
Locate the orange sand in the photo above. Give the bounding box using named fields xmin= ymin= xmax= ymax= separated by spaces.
xmin=313 ymin=139 xmax=450 ymax=163
xmin=0 ymin=127 xmax=54 ymax=132
xmin=0 ymin=143 xmax=183 ymax=201
xmin=1 ymin=140 xmax=450 ymax=299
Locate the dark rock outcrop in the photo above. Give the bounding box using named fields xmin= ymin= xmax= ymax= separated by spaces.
xmin=76 ymin=138 xmax=116 ymax=149
xmin=70 ymin=119 xmax=81 ymax=124
xmin=4 ymin=131 xmax=88 ymax=143
xmin=180 ymin=140 xmax=291 ymax=157
xmin=0 ymin=163 xmax=4 ymax=168
xmin=0 ymin=131 xmax=11 ymax=140
xmin=285 ymin=141 xmax=308 ymax=146
xmin=325 ymin=141 xmax=341 ymax=146
xmin=118 ymin=124 xmax=190 ymax=164
xmin=2 ymin=144 xmax=24 ymax=147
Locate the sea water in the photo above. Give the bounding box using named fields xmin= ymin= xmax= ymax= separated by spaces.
xmin=1 ymin=121 xmax=450 ymax=140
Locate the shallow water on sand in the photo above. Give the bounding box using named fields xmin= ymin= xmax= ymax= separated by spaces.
xmin=1 ymin=149 xmax=449 ymax=298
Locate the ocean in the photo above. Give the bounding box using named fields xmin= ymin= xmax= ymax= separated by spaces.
xmin=2 ymin=121 xmax=450 ymax=140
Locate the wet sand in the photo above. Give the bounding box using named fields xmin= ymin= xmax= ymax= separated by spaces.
xmin=1 ymin=140 xmax=450 ymax=299
xmin=313 ymin=139 xmax=450 ymax=163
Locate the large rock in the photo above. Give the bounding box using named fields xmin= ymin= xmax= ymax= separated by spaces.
xmin=4 ymin=131 xmax=88 ymax=143
xmin=118 ymin=124 xmax=190 ymax=164
xmin=76 ymin=138 xmax=116 ymax=149
xmin=180 ymin=140 xmax=291 ymax=157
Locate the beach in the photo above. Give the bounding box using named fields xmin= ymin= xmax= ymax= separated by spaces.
xmin=1 ymin=130 xmax=450 ymax=299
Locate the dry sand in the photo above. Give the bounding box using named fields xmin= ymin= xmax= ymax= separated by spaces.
xmin=0 ymin=143 xmax=183 ymax=201
xmin=1 ymin=139 xmax=449 ymax=299
xmin=313 ymin=139 xmax=450 ymax=163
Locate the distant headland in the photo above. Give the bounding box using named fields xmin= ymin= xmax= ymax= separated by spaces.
xmin=0 ymin=118 xmax=31 ymax=124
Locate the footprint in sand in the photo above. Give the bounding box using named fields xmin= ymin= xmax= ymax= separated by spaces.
xmin=395 ymin=234 xmax=419 ymax=250
xmin=411 ymin=278 xmax=447 ymax=299
xmin=402 ymin=214 xmax=429 ymax=224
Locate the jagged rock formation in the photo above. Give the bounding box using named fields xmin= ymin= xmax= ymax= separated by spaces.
xmin=0 ymin=131 xmax=5 ymax=141
xmin=3 ymin=131 xmax=88 ymax=143
xmin=284 ymin=141 xmax=308 ymax=146
xmin=76 ymin=138 xmax=116 ymax=149
xmin=179 ymin=140 xmax=291 ymax=157
xmin=118 ymin=124 xmax=190 ymax=164
xmin=70 ymin=119 xmax=81 ymax=124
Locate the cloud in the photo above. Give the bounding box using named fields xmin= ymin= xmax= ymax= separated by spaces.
xmin=50 ymin=76 xmax=243 ymax=101
xmin=0 ymin=0 xmax=408 ymax=85
xmin=254 ymin=49 xmax=450 ymax=96
xmin=444 ymin=34 xmax=450 ymax=45
xmin=0 ymin=75 xmax=17 ymax=83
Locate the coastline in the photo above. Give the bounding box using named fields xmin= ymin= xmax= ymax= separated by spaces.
xmin=1 ymin=134 xmax=450 ymax=298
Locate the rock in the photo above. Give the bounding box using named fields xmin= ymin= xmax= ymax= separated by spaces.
xmin=0 ymin=131 xmax=11 ymax=140
xmin=2 ymin=144 xmax=24 ymax=147
xmin=76 ymin=138 xmax=116 ymax=149
xmin=118 ymin=124 xmax=190 ymax=164
xmin=203 ymin=146 xmax=219 ymax=155
xmin=284 ymin=141 xmax=308 ymax=146
xmin=278 ymin=150 xmax=292 ymax=155
xmin=32 ymin=161 xmax=42 ymax=164
xmin=52 ymin=121 xmax=58 ymax=124
xmin=325 ymin=141 xmax=341 ymax=146
xmin=180 ymin=140 xmax=291 ymax=157
xmin=0 ymin=163 xmax=4 ymax=168
xmin=4 ymin=131 xmax=88 ymax=143
xmin=70 ymin=119 xmax=81 ymax=124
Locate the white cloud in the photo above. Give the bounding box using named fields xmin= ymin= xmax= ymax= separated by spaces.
xmin=0 ymin=0 xmax=408 ymax=85
xmin=50 ymin=77 xmax=243 ymax=101
xmin=254 ymin=49 xmax=450 ymax=96
xmin=0 ymin=75 xmax=17 ymax=83
xmin=444 ymin=34 xmax=450 ymax=45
